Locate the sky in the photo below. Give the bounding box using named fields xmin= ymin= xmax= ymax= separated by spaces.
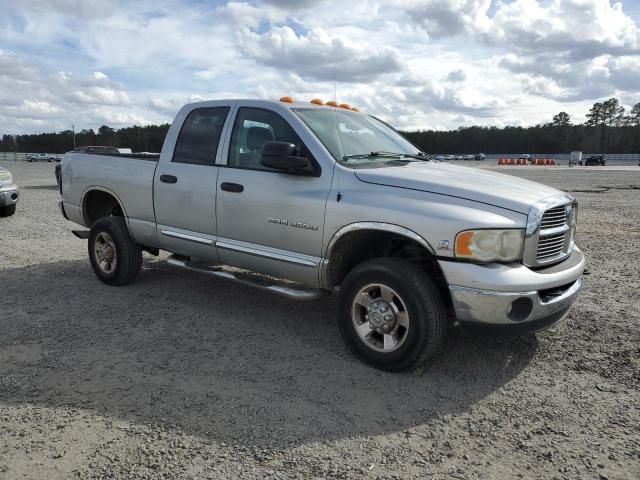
xmin=0 ymin=0 xmax=639 ymax=134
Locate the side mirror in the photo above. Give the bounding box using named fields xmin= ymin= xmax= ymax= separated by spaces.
xmin=260 ymin=141 xmax=309 ymax=172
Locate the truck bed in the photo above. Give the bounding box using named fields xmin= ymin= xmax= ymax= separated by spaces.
xmin=60 ymin=152 xmax=159 ymax=246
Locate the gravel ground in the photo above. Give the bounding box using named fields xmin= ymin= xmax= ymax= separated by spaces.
xmin=1 ymin=161 xmax=638 ymax=480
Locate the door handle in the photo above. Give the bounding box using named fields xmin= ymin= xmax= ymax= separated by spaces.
xmin=220 ymin=182 xmax=244 ymax=193
xmin=159 ymin=174 xmax=178 ymax=184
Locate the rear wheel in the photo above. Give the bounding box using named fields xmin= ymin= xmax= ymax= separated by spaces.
xmin=0 ymin=205 xmax=16 ymax=217
xmin=337 ymin=258 xmax=446 ymax=371
xmin=88 ymin=216 xmax=142 ymax=285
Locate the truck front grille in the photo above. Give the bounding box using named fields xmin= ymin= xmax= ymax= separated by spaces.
xmin=537 ymin=232 xmax=566 ymax=261
xmin=540 ymin=206 xmax=567 ymax=229
xmin=524 ymin=197 xmax=576 ymax=267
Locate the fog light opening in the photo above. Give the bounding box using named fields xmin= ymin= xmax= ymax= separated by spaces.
xmin=11 ymin=193 xmax=18 ymax=200
xmin=507 ymin=298 xmax=533 ymax=322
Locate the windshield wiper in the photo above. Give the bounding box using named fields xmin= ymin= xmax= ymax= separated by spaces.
xmin=342 ymin=151 xmax=429 ymax=162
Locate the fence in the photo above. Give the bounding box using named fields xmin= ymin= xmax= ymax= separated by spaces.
xmin=436 ymin=153 xmax=640 ymax=166
xmin=482 ymin=153 xmax=640 ymax=166
xmin=0 ymin=152 xmax=29 ymax=162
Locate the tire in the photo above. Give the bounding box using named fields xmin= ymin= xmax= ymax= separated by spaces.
xmin=337 ymin=258 xmax=446 ymax=371
xmin=0 ymin=205 xmax=16 ymax=217
xmin=88 ymin=216 xmax=142 ymax=285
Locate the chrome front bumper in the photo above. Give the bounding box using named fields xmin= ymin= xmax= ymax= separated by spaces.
xmin=0 ymin=186 xmax=19 ymax=207
xmin=440 ymin=248 xmax=585 ymax=333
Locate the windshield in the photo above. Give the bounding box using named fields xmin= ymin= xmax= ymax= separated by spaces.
xmin=293 ymin=108 xmax=422 ymax=166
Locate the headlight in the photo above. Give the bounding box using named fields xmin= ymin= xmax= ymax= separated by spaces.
xmin=455 ymin=229 xmax=524 ymax=262
xmin=0 ymin=171 xmax=12 ymax=183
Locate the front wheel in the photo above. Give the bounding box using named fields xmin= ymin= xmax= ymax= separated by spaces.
xmin=88 ymin=216 xmax=142 ymax=285
xmin=0 ymin=205 xmax=16 ymax=217
xmin=337 ymin=258 xmax=446 ymax=371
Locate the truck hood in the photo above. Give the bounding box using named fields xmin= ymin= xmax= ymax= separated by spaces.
xmin=354 ymin=162 xmax=562 ymax=214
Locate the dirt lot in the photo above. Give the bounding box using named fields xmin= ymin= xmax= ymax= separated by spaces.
xmin=1 ymin=161 xmax=638 ymax=480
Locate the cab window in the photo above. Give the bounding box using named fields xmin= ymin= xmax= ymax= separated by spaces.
xmin=172 ymin=107 xmax=229 ymax=166
xmin=228 ymin=108 xmax=304 ymax=171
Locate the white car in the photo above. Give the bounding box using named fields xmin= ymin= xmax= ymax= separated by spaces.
xmin=27 ymin=153 xmax=59 ymax=162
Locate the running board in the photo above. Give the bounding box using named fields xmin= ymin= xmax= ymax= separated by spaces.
xmin=166 ymin=255 xmax=329 ymax=301
xmin=72 ymin=230 xmax=90 ymax=239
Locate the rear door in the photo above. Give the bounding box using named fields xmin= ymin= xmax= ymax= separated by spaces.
xmin=215 ymin=105 xmax=333 ymax=286
xmin=154 ymin=106 xmax=232 ymax=261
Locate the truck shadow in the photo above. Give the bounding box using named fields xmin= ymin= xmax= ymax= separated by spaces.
xmin=0 ymin=258 xmax=538 ymax=448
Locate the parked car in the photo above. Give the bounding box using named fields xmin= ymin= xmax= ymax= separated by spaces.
xmin=583 ymin=155 xmax=606 ymax=166
xmin=27 ymin=153 xmax=59 ymax=162
xmin=59 ymin=98 xmax=584 ymax=371
xmin=462 ymin=154 xmax=474 ymax=161
xmin=519 ymin=154 xmax=531 ymax=160
xmin=444 ymin=155 xmax=456 ymax=161
xmin=454 ymin=155 xmax=464 ymax=160
xmin=0 ymin=166 xmax=19 ymax=216
xmin=71 ymin=146 xmax=121 ymax=154
xmin=474 ymin=153 xmax=486 ymax=161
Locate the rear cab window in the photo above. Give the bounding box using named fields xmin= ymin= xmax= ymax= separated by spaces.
xmin=173 ymin=107 xmax=230 ymax=166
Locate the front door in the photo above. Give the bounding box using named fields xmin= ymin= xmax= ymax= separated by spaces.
xmin=216 ymin=106 xmax=332 ymax=286
xmin=154 ymin=106 xmax=231 ymax=261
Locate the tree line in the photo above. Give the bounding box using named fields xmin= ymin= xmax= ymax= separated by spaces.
xmin=1 ymin=98 xmax=639 ymax=154
xmin=403 ymin=98 xmax=640 ymax=154
xmin=0 ymin=124 xmax=170 ymax=154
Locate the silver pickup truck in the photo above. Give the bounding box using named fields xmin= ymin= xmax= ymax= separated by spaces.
xmin=59 ymin=98 xmax=585 ymax=371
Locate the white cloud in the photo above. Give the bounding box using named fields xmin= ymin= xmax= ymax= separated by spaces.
xmin=446 ymin=69 xmax=467 ymax=82
xmin=0 ymin=0 xmax=638 ymax=134
xmin=491 ymin=0 xmax=640 ymax=58
xmin=402 ymin=0 xmax=493 ymax=38
xmin=236 ymin=26 xmax=405 ymax=82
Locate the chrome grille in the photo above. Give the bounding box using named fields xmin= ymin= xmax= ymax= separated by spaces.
xmin=524 ymin=195 xmax=577 ymax=267
xmin=540 ymin=206 xmax=567 ymax=229
xmin=537 ymin=232 xmax=566 ymax=260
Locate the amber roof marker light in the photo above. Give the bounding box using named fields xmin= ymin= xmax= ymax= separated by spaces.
xmin=326 ymin=100 xmax=338 ymax=107
xmin=310 ymin=98 xmax=324 ymax=105
xmin=279 ymin=96 xmax=294 ymax=103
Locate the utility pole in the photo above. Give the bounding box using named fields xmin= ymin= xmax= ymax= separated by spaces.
xmin=72 ymin=124 xmax=76 ymax=149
